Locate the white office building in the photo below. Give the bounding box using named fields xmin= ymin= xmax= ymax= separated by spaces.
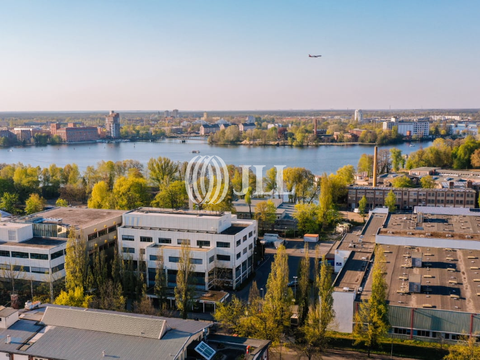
xmin=382 ymin=117 xmax=430 ymax=137
xmin=354 ymin=109 xmax=363 ymax=123
xmin=0 ymin=222 xmax=66 ymax=282
xmin=118 ymin=208 xmax=257 ymax=290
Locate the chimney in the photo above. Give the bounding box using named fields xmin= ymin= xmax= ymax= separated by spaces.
xmin=5 ymin=335 xmax=11 ymax=344
xmin=467 ymin=180 xmax=473 ymax=189
xmin=372 ymin=146 xmax=378 ymax=187
xmin=314 ymin=119 xmax=318 ymax=136
xmin=449 ymin=181 xmax=454 ymax=189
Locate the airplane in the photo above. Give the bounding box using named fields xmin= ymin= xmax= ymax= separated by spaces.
xmin=309 ymin=54 xmax=322 ymax=58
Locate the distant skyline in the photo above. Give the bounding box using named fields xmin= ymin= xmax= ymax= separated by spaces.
xmin=1 ymin=1 xmax=479 ymax=111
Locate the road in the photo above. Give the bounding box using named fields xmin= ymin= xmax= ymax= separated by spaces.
xmin=235 ymin=238 xmax=335 ymax=301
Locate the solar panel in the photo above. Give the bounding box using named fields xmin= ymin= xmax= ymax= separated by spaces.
xmin=195 ymin=341 xmax=216 ymax=360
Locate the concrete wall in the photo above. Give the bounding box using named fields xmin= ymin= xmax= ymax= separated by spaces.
xmin=331 ymin=291 xmax=356 ymax=333
xmin=0 ymin=223 xmax=33 ymax=243
xmin=334 ymin=250 xmax=351 ymax=273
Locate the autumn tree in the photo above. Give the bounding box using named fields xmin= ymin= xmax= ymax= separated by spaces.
xmin=25 ymin=193 xmax=46 ymax=214
xmin=471 ymin=149 xmax=480 ymax=168
xmin=154 ymin=249 xmax=168 ymax=309
xmin=390 ymin=175 xmax=414 ymax=188
xmin=357 ymin=154 xmax=374 ymax=177
xmin=148 ymin=156 xmax=179 ymax=188
xmin=390 ymin=148 xmax=404 ymax=172
xmin=264 ymin=167 xmax=278 ymax=197
xmin=359 ymin=195 xmax=368 ymax=221
xmin=0 ymin=192 xmax=19 ymax=214
xmin=297 ymin=244 xmax=311 ymax=324
xmin=64 ymin=228 xmax=87 ymax=291
xmin=245 ymin=186 xmax=253 ymax=218
xmin=54 ymin=286 xmax=93 ymax=308
xmin=384 ymin=190 xmax=397 ymax=212
xmin=445 ymin=336 xmax=480 ymax=360
xmin=293 ymin=203 xmax=320 ymax=235
xmin=354 ymin=247 xmax=389 ymax=356
xmin=151 ymin=180 xmax=188 ymax=209
xmin=175 ymin=244 xmax=196 ymax=319
xmin=88 ymin=181 xmax=113 ymax=209
xmin=112 ymin=175 xmax=150 ymax=210
xmin=318 ymin=174 xmax=337 ymax=229
xmin=55 ymin=198 xmax=69 ymax=207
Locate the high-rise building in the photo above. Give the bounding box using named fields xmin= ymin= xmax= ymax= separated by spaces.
xmin=164 ymin=110 xmax=170 ymax=118
xmin=172 ymin=109 xmax=179 ymax=118
xmin=354 ymin=109 xmax=363 ymax=122
xmin=105 ymin=110 xmax=120 ymax=138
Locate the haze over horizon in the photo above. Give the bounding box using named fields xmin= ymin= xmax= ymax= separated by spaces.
xmin=1 ymin=0 xmax=479 ymax=112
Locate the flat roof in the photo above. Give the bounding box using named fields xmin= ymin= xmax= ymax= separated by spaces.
xmin=24 ymin=207 xmax=125 ymax=228
xmin=348 ymin=185 xmax=475 ymax=193
xmin=0 ymin=237 xmax=66 ymax=249
xmin=129 ymin=207 xmax=225 ymax=218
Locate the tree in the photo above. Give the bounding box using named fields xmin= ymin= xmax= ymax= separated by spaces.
xmin=318 ymin=174 xmax=336 ymax=229
xmin=25 ymin=193 xmax=46 ymax=214
xmin=293 ymin=203 xmax=320 ymax=235
xmin=297 ymin=244 xmax=311 ymax=325
xmin=255 ymin=200 xmax=277 ymax=231
xmin=336 ymin=165 xmax=355 ymax=185
xmin=88 ymin=181 xmax=113 ymax=209
xmin=64 ymin=228 xmax=87 ymax=291
xmin=112 ymin=175 xmax=150 ymax=210
xmin=214 ymin=295 xmax=246 ymax=332
xmin=445 ymin=336 xmax=480 ymax=360
xmin=390 ymin=148 xmax=404 ymax=172
xmin=151 ymin=180 xmax=188 ymax=209
xmin=390 ymin=175 xmax=414 ymax=188
xmin=98 ymin=279 xmax=125 ymax=311
xmin=148 ymin=157 xmax=179 ymax=188
xmin=354 ymin=247 xmax=389 ymax=356
xmin=175 ymin=244 xmax=195 ymax=319
xmin=264 ymin=167 xmax=278 ymax=197
xmin=359 ymin=195 xmax=368 ymax=221
xmin=245 ymin=186 xmax=253 ymax=218
xmin=357 ymin=154 xmax=374 ymax=177
xmin=471 ymin=149 xmax=480 ymax=168
xmin=0 ymin=192 xmax=19 ymax=214
xmin=420 ymin=175 xmax=436 ymax=189
xmin=154 ymin=249 xmax=168 ymax=309
xmin=384 ymin=190 xmax=397 ymax=212
xmin=0 ymin=263 xmax=27 ymax=292
xmin=262 ymin=245 xmax=293 ymax=341
xmin=55 ymin=198 xmax=69 ymax=207
xmin=54 ymin=286 xmax=92 ymax=308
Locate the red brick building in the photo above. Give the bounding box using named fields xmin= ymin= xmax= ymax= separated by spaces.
xmin=50 ymin=123 xmax=100 ymax=142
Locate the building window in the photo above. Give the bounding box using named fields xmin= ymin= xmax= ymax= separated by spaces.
xmin=108 ymin=225 xmax=117 ymax=233
xmin=30 ymin=253 xmax=48 ymax=260
xmin=98 ymin=229 xmax=107 ymax=237
xmin=140 ymin=249 xmax=145 ymax=255
xmin=217 ymin=254 xmax=230 ymax=261
xmin=243 ymin=235 xmax=247 ymax=242
xmin=31 ymin=267 xmax=49 ymax=274
xmin=88 ymin=232 xmax=98 ymax=241
xmin=236 ymin=252 xmax=241 ymax=259
xmin=217 ymin=241 xmax=230 ymax=248
xmin=158 ymin=238 xmax=172 ymax=244
xmin=122 ymin=247 xmax=135 ymax=254
xmin=13 ymin=265 xmax=29 ymax=272
xmin=52 ymin=263 xmax=65 ymax=273
xmin=0 ymin=251 xmax=10 ymax=257
xmin=11 ymin=251 xmax=29 ymax=259
xmin=169 ymin=256 xmax=180 ymax=263
xmin=191 ymin=258 xmax=203 ymax=265
xmin=177 ymin=239 xmax=191 ymax=245
xmin=140 ymin=236 xmax=153 ymax=243
xmin=209 ymin=255 xmax=215 ymax=263
xmin=249 ymin=244 xmax=253 ymax=250
xmin=51 ymin=250 xmax=65 ymax=259
xmin=149 ymin=255 xmax=160 ymax=261
xmin=122 ymin=235 xmax=135 ymax=241
xmin=7 ymin=230 xmax=16 ymax=241
xmin=236 ymin=239 xmax=241 ymax=247
xmin=197 ymin=240 xmax=211 ymax=248
xmin=243 ymin=248 xmax=247 ymax=254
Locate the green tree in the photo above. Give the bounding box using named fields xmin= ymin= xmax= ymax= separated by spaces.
xmin=354 ymin=247 xmax=389 ymax=356
xmin=390 ymin=148 xmax=404 ymax=172
xmin=245 ymin=186 xmax=253 ymax=218
xmin=293 ymin=203 xmax=320 ymax=235
xmin=297 ymin=244 xmax=311 ymax=325
xmin=25 ymin=193 xmax=46 ymax=214
xmin=214 ymin=295 xmax=246 ymax=333
xmin=148 ymin=156 xmax=179 ymax=188
xmin=262 ymin=245 xmax=293 ymax=341
xmin=55 ymin=198 xmax=69 ymax=207
xmin=112 ymin=175 xmax=150 ymax=210
xmin=98 ymin=279 xmax=125 ymax=311
xmin=336 ymin=165 xmax=355 ymax=185
xmin=255 ymin=200 xmax=277 ymax=231
xmin=88 ymin=181 xmax=113 ymax=209
xmin=420 ymin=175 xmax=436 ymax=189
xmin=390 ymin=175 xmax=414 ymax=188
xmin=64 ymin=228 xmax=87 ymax=291
xmin=154 ymin=249 xmax=168 ymax=309
xmin=358 ymin=195 xmax=368 ymax=221
xmin=151 ymin=180 xmax=188 ymax=209
xmin=0 ymin=192 xmax=19 ymax=214
xmin=54 ymin=286 xmax=92 ymax=308
xmin=471 ymin=149 xmax=480 ymax=168
xmin=318 ymin=174 xmax=336 ymax=229
xmin=264 ymin=167 xmax=278 ymax=197
xmin=384 ymin=190 xmax=397 ymax=212
xmin=357 ymin=154 xmax=374 ymax=177
xmin=175 ymin=244 xmax=195 ymax=319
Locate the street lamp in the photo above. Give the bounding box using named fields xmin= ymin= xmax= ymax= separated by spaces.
xmin=260 ymin=288 xmax=264 ymax=299
xmin=293 ymin=276 xmax=298 ymax=299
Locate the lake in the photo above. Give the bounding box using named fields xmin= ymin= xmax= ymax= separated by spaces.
xmin=0 ymin=139 xmax=432 ymax=174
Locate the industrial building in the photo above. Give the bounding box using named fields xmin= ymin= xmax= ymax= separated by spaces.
xmin=50 ymin=123 xmax=100 ymax=142
xmin=347 ymin=186 xmax=476 ymax=210
xmin=200 ymin=124 xmax=220 ymax=135
xmin=382 ymin=117 xmax=430 ymax=137
xmin=330 ymin=206 xmax=480 ymax=342
xmin=117 ymin=208 xmax=257 ymax=291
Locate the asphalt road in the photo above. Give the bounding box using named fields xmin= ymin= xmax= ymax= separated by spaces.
xmin=234 ymin=238 xmax=335 ymax=301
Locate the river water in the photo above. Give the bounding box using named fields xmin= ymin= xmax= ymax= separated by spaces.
xmin=0 ymin=139 xmax=432 ymax=174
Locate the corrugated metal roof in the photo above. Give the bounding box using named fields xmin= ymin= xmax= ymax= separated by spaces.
xmin=25 ymin=326 xmax=193 ymax=360
xmin=41 ymin=307 xmax=166 ymax=339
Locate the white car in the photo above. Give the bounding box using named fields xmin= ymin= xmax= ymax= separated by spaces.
xmin=353 ymin=208 xmax=360 ymax=213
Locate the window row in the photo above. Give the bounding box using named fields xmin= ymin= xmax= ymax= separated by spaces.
xmin=0 ymin=250 xmax=53 ymax=260
xmin=0 ymin=264 xmax=57 ymax=274
xmin=122 ymin=236 xmax=242 ymax=249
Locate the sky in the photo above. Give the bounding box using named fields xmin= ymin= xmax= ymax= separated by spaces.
xmin=1 ymin=0 xmax=479 ymax=111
